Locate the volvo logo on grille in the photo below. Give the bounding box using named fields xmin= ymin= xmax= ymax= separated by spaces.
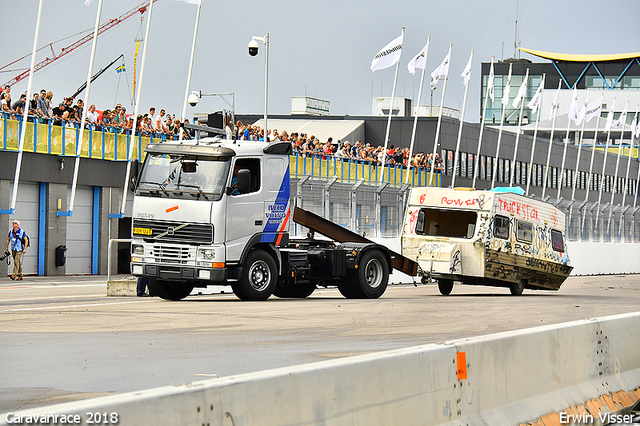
xmin=153 ymin=222 xmax=189 ymax=240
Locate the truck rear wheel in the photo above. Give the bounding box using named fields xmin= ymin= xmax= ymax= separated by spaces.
xmin=149 ymin=279 xmax=194 ymax=301
xmin=341 ymin=250 xmax=389 ymax=299
xmin=510 ymin=279 xmax=526 ymax=296
xmin=437 ymin=279 xmax=454 ymax=295
xmin=232 ymin=249 xmax=277 ymax=301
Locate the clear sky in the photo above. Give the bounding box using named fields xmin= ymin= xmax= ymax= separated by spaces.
xmin=3 ymin=0 xmax=639 ymax=123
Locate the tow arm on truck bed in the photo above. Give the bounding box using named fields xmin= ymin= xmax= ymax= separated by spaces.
xmin=292 ymin=207 xmax=418 ymax=276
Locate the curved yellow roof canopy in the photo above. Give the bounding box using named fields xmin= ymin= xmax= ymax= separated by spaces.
xmin=519 ymin=47 xmax=640 ymax=62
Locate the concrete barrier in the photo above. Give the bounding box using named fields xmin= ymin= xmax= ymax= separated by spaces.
xmin=566 ymin=241 xmax=640 ymax=275
xmin=106 ymin=277 xmax=137 ymax=297
xmin=2 ymin=311 xmax=639 ymax=426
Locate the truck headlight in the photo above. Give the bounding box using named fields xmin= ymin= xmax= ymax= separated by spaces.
xmin=198 ymin=248 xmax=215 ymax=260
xmin=132 ymin=244 xmax=144 ymax=255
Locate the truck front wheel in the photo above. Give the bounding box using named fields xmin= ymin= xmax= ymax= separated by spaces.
xmin=149 ymin=279 xmax=194 ymax=301
xmin=232 ymin=250 xmax=277 ymax=301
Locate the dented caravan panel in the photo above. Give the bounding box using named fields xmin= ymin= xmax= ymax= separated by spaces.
xmin=401 ymin=187 xmax=573 ymax=292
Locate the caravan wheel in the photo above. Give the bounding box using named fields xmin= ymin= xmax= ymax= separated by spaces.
xmin=437 ymin=279 xmax=454 ymax=295
xmin=510 ymin=279 xmax=526 ymax=296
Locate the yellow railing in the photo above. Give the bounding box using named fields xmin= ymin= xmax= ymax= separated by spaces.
xmin=289 ymin=154 xmax=441 ymax=188
xmin=0 ymin=116 xmax=152 ymax=161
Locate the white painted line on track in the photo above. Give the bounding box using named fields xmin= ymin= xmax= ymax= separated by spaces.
xmin=0 ymin=294 xmax=106 ymax=302
xmin=0 ymin=283 xmax=106 ymax=289
xmin=1 ymin=299 xmax=158 ymax=312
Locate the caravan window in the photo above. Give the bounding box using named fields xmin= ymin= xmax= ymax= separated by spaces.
xmin=516 ymin=220 xmax=533 ymax=244
xmin=551 ymin=229 xmax=565 ymax=252
xmin=493 ymin=215 xmax=510 ymax=239
xmin=415 ymin=208 xmax=477 ymax=239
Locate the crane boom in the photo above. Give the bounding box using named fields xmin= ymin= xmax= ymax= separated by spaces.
xmin=3 ymin=0 xmax=157 ymax=89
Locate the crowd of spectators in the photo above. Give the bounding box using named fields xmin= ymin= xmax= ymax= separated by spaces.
xmin=0 ymin=85 xmax=185 ymax=140
xmin=1 ymin=84 xmax=443 ymax=171
xmin=234 ymin=120 xmax=444 ymax=172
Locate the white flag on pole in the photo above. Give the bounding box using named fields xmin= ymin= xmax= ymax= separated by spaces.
xmin=631 ymin=113 xmax=638 ymax=138
xmin=501 ymin=76 xmax=511 ymax=106
xmin=430 ymin=47 xmax=451 ymax=89
xmin=371 ymin=33 xmax=403 ymax=72
xmin=527 ymin=79 xmax=544 ymax=114
xmin=549 ymin=84 xmax=561 ymax=121
xmin=584 ymin=96 xmax=603 ymax=123
xmin=407 ymin=42 xmax=429 ymax=75
xmin=85 ymin=0 xmax=93 ymax=5
xmin=173 ymin=0 xmax=201 ymax=4
xmin=512 ymin=78 xmax=527 ymax=108
xmin=488 ymin=59 xmax=495 ymax=102
xmin=604 ymin=99 xmax=616 ymax=132
xmin=461 ymin=51 xmax=473 ymax=87
xmin=568 ymin=87 xmax=580 ymax=124
xmin=612 ymin=103 xmax=628 ymax=129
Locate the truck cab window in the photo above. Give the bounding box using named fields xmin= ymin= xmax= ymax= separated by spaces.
xmin=231 ymin=158 xmax=260 ymax=195
xmin=493 ymin=215 xmax=510 ymax=240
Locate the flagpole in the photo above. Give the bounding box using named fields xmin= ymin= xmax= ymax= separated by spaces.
xmin=556 ymin=88 xmax=579 ymax=199
xmin=526 ymin=73 xmax=545 ymax=195
xmin=580 ymin=95 xmax=603 ymax=235
xmin=542 ymin=80 xmax=562 ymax=199
xmin=491 ymin=62 xmax=512 ymax=189
xmin=595 ymin=98 xmax=616 ymax=232
xmin=379 ymin=27 xmax=404 ymax=185
xmin=119 ymin=0 xmax=154 ymax=217
xmin=405 ymin=36 xmax=429 ymax=185
xmin=606 ymin=100 xmax=629 ymax=237
xmin=570 ymin=89 xmax=590 ymax=202
xmin=67 ymin=0 xmax=104 ymax=217
xmin=7 ymin=0 xmax=43 ymax=214
xmin=472 ymin=57 xmax=494 ymax=189
xmin=429 ymin=43 xmax=452 ymax=187
xmin=179 ymin=0 xmax=201 ymax=141
xmin=451 ymin=50 xmax=473 ymax=188
xmin=509 ymin=68 xmax=529 ymax=187
xmin=618 ymin=105 xmax=638 ymax=236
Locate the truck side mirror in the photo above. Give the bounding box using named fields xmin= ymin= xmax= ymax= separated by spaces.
xmin=237 ymin=169 xmax=251 ymax=194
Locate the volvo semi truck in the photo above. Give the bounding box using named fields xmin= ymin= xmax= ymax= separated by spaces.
xmin=129 ymin=125 xmax=417 ymax=301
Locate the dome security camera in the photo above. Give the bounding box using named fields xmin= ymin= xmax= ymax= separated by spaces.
xmin=188 ymin=92 xmax=199 ymax=107
xmin=248 ymin=39 xmax=259 ymax=56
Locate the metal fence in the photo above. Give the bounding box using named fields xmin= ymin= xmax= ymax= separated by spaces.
xmin=290 ymin=177 xmax=640 ymax=242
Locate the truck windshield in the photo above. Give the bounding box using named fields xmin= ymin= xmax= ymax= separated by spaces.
xmin=137 ymin=153 xmax=230 ymax=201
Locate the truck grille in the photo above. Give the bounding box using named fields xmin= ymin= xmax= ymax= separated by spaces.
xmin=151 ymin=245 xmax=192 ymax=264
xmin=133 ymin=219 xmax=213 ymax=244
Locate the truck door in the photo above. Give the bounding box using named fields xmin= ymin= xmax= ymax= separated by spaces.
xmin=226 ymin=158 xmax=263 ymax=262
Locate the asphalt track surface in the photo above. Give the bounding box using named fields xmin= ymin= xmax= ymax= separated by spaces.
xmin=1 ymin=273 xmax=639 ymax=413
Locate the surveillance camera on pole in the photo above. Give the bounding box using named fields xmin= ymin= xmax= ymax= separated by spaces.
xmin=248 ymin=39 xmax=260 ymax=56
xmin=188 ymin=91 xmax=200 ymax=107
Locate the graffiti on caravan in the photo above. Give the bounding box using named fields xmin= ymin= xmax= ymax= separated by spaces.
xmin=497 ymin=198 xmax=540 ymax=222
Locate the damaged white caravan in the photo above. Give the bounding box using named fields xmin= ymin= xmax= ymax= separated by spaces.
xmin=401 ymin=187 xmax=572 ymax=295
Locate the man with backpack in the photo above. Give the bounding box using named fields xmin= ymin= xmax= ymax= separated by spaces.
xmin=4 ymin=220 xmax=29 ymax=281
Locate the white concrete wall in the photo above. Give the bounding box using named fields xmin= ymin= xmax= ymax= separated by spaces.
xmin=3 ymin=312 xmax=639 ymax=426
xmin=567 ymin=241 xmax=640 ymax=275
